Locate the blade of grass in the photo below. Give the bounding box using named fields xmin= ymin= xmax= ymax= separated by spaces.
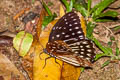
xmin=92 ymin=38 xmax=112 ymax=55
xmin=75 ymin=0 xmax=87 ymax=9
xmin=95 ymin=19 xmax=113 ymax=22
xmin=92 ymin=0 xmax=115 ymax=18
xmin=80 ymin=67 xmax=85 ymax=72
xmin=116 ymin=47 xmax=119 ymax=56
xmin=101 ymin=60 xmax=110 ymax=68
xmin=42 ymin=13 xmax=57 ymax=29
xmin=96 ymin=11 xmax=118 ymax=19
xmin=74 ymin=3 xmax=87 ymax=17
xmin=42 ymin=1 xmax=52 ymax=16
xmin=95 ymin=53 xmax=108 ymax=60
xmin=87 ymin=0 xmax=91 ymax=16
xmin=112 ymin=26 xmax=120 ymax=31
xmin=86 ymin=22 xmax=96 ymax=38
xmin=68 ymin=0 xmax=75 ymax=12
xmin=61 ymin=0 xmax=69 ymax=12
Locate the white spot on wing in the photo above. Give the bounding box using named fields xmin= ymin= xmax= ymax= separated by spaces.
xmin=87 ymin=49 xmax=92 ymax=52
xmin=87 ymin=53 xmax=91 ymax=57
xmin=56 ymin=26 xmax=58 ymax=29
xmin=65 ymin=35 xmax=70 ymax=38
xmin=52 ymin=36 xmax=54 ymax=39
xmin=86 ymin=45 xmax=90 ymax=48
xmin=82 ymin=41 xmax=88 ymax=44
xmin=72 ymin=33 xmax=75 ymax=35
xmin=75 ymin=51 xmax=79 ymax=54
xmin=69 ymin=28 xmax=72 ymax=31
xmin=71 ymin=16 xmax=74 ymax=18
xmin=59 ymin=27 xmax=62 ymax=29
xmin=69 ymin=24 xmax=72 ymax=26
xmin=77 ymin=31 xmax=82 ymax=34
xmin=66 ymin=22 xmax=68 ymax=24
xmin=64 ymin=18 xmax=67 ymax=21
xmin=74 ymin=22 xmax=78 ymax=24
xmin=73 ymin=19 xmax=77 ymax=21
xmin=80 ymin=52 xmax=84 ymax=54
xmin=63 ymin=27 xmax=66 ymax=29
xmin=56 ymin=34 xmax=60 ymax=37
xmin=62 ymin=32 xmax=65 ymax=34
xmin=81 ymin=49 xmax=84 ymax=51
xmin=68 ymin=14 xmax=71 ymax=16
xmin=75 ymin=27 xmax=79 ymax=29
xmin=80 ymin=45 xmax=83 ymax=48
xmin=79 ymin=55 xmax=84 ymax=58
xmin=53 ymin=27 xmax=55 ymax=30
xmin=79 ymin=35 xmax=83 ymax=38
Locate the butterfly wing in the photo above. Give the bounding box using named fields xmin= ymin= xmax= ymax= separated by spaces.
xmin=46 ymin=12 xmax=96 ymax=67
xmin=46 ymin=40 xmax=94 ymax=67
xmin=49 ymin=12 xmax=85 ymax=43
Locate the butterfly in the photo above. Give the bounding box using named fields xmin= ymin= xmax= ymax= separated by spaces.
xmin=43 ymin=11 xmax=96 ymax=67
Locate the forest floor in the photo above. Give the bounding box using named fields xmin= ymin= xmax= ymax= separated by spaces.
xmin=0 ymin=0 xmax=120 ymax=80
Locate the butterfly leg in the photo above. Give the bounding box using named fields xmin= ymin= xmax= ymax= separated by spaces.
xmin=43 ymin=56 xmax=52 ymax=69
xmin=55 ymin=58 xmax=61 ymax=68
xmin=39 ymin=52 xmax=43 ymax=60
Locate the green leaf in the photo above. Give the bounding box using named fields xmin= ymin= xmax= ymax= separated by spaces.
xmin=110 ymin=36 xmax=115 ymax=41
xmin=95 ymin=53 xmax=108 ymax=60
xmin=112 ymin=26 xmax=120 ymax=31
xmin=95 ymin=19 xmax=113 ymax=22
xmin=61 ymin=0 xmax=69 ymax=12
xmin=42 ymin=13 xmax=57 ymax=29
xmin=116 ymin=47 xmax=120 ymax=56
xmin=61 ymin=0 xmax=75 ymax=12
xmin=92 ymin=38 xmax=112 ymax=55
xmin=92 ymin=0 xmax=115 ymax=18
xmin=87 ymin=0 xmax=91 ymax=13
xmin=75 ymin=0 xmax=87 ymax=9
xmin=42 ymin=1 xmax=52 ymax=16
xmin=80 ymin=67 xmax=85 ymax=72
xmin=74 ymin=3 xmax=87 ymax=17
xmin=68 ymin=0 xmax=75 ymax=12
xmin=107 ymin=41 xmax=112 ymax=47
xmin=86 ymin=22 xmax=96 ymax=38
xmin=42 ymin=16 xmax=53 ymax=29
xmin=97 ymin=11 xmax=118 ymax=18
xmin=13 ymin=31 xmax=33 ymax=57
xmin=101 ymin=60 xmax=110 ymax=68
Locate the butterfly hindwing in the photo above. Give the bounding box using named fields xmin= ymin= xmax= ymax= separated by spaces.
xmin=46 ymin=40 xmax=94 ymax=67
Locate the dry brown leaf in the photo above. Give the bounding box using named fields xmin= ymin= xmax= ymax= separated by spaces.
xmin=0 ymin=52 xmax=25 ymax=80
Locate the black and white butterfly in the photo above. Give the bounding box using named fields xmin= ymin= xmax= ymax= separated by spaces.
xmin=43 ymin=12 xmax=96 ymax=67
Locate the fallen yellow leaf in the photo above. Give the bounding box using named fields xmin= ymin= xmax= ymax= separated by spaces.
xmin=33 ymin=9 xmax=81 ymax=80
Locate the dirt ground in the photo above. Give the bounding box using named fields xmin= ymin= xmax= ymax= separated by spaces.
xmin=0 ymin=0 xmax=120 ymax=80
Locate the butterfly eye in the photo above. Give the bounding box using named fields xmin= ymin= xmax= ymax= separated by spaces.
xmin=44 ymin=12 xmax=96 ymax=67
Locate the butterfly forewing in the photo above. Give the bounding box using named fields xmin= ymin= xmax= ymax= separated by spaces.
xmin=49 ymin=12 xmax=85 ymax=44
xmin=45 ymin=12 xmax=96 ymax=67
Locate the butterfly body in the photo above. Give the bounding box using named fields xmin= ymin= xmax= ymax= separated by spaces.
xmin=44 ymin=12 xmax=96 ymax=67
